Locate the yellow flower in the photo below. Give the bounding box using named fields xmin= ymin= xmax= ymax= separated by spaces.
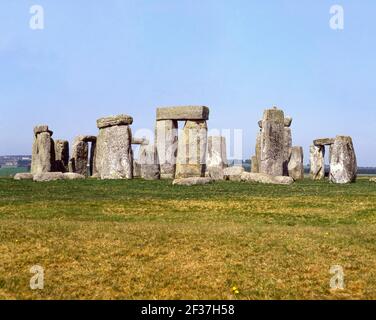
xmin=235 ymin=290 xmax=240 ymax=294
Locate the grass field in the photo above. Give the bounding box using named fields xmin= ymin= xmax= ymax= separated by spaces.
xmin=0 ymin=177 xmax=376 ymax=300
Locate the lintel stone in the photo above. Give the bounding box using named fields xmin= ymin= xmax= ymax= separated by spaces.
xmin=156 ymin=106 xmax=209 ymax=121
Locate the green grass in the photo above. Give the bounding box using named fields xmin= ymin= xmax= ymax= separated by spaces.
xmin=0 ymin=167 xmax=28 ymax=177
xmin=0 ymin=177 xmax=376 ymax=300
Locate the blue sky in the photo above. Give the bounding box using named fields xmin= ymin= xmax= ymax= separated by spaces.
xmin=0 ymin=0 xmax=375 ymax=165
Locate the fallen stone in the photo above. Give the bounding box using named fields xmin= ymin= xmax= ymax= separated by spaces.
xmin=314 ymin=138 xmax=335 ymax=146
xmin=97 ymin=114 xmax=133 ymax=129
xmin=329 ymin=136 xmax=357 ymax=184
xmin=63 ymin=173 xmax=86 ymax=180
xmin=172 ymin=177 xmax=212 ymax=186
xmin=370 ymin=178 xmax=376 ymax=183
xmin=156 ymin=106 xmax=209 ymax=121
xmin=223 ymin=166 xmax=245 ymax=181
xmin=33 ymin=172 xmax=64 ymax=182
xmin=14 ymin=173 xmax=34 ymax=180
xmin=241 ymin=172 xmax=294 ymax=185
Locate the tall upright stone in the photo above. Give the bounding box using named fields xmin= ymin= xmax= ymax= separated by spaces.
xmin=95 ymin=115 xmax=134 ymax=180
xmin=253 ymin=130 xmax=262 ymax=173
xmin=71 ymin=137 xmax=89 ymax=176
xmin=31 ymin=125 xmax=55 ymax=174
xmin=155 ymin=120 xmax=178 ymax=179
xmin=139 ymin=144 xmax=160 ymax=180
xmin=329 ymin=136 xmax=357 ymax=184
xmin=260 ymin=107 xmax=285 ymax=176
xmin=310 ymin=145 xmax=325 ymax=180
xmin=283 ymin=127 xmax=292 ymax=176
xmin=251 ymin=156 xmax=258 ymax=173
xmin=288 ymin=146 xmax=304 ymax=180
xmin=175 ymin=120 xmax=208 ymax=179
xmin=207 ymin=136 xmax=227 ymax=180
xmin=55 ymin=140 xmax=69 ymax=173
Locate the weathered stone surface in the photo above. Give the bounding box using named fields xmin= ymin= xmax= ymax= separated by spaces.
xmin=283 ymin=127 xmax=292 ymax=176
xmin=258 ymin=120 xmax=263 ymax=129
xmin=31 ymin=129 xmax=55 ymax=174
xmin=207 ymin=136 xmax=227 ymax=180
xmin=133 ymin=160 xmax=141 ymax=178
xmin=329 ymin=136 xmax=357 ymax=184
xmin=155 ymin=120 xmax=178 ymax=179
xmin=95 ymin=125 xmax=133 ymax=179
xmin=172 ymin=177 xmax=212 ymax=186
xmin=14 ymin=173 xmax=34 ymax=180
xmin=260 ymin=107 xmax=284 ymax=176
xmin=370 ymin=178 xmax=376 ymax=183
xmin=288 ymin=146 xmax=304 ymax=180
xmin=63 ymin=173 xmax=86 ymax=180
xmin=223 ymin=166 xmax=245 ymax=181
xmin=241 ymin=172 xmax=294 ymax=185
xmin=208 ymin=167 xmax=225 ymax=181
xmin=284 ymin=117 xmax=293 ymax=127
xmin=139 ymin=145 xmax=160 ymax=180
xmin=71 ymin=138 xmax=89 ymax=176
xmin=175 ymin=120 xmax=208 ymax=179
xmin=310 ymin=145 xmax=325 ymax=180
xmin=33 ymin=172 xmax=64 ymax=182
xmin=34 ymin=125 xmax=53 ymax=137
xmin=55 ymin=140 xmax=69 ymax=173
xmin=156 ymin=106 xmax=209 ymax=121
xmin=314 ymin=138 xmax=335 ymax=147
xmin=132 ymin=137 xmax=149 ymax=145
xmin=97 ymin=114 xmax=133 ymax=129
xmin=89 ymin=140 xmax=97 ymax=176
xmin=79 ymin=135 xmax=97 ymax=143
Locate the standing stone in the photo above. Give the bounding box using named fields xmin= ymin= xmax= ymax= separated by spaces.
xmin=310 ymin=145 xmax=325 ymax=180
xmin=207 ymin=136 xmax=227 ymax=180
xmin=254 ymin=131 xmax=262 ymax=173
xmin=95 ymin=115 xmax=133 ymax=180
xmin=155 ymin=120 xmax=178 ymax=179
xmin=283 ymin=127 xmax=292 ymax=176
xmin=133 ymin=160 xmax=141 ymax=178
xmin=31 ymin=126 xmax=55 ymax=174
xmin=288 ymin=146 xmax=304 ymax=180
xmin=175 ymin=120 xmax=208 ymax=179
xmin=89 ymin=140 xmax=97 ymax=177
xmin=55 ymin=140 xmax=69 ymax=173
xmin=71 ymin=137 xmax=89 ymax=176
xmin=260 ymin=107 xmax=285 ymax=176
xmin=139 ymin=144 xmax=160 ymax=180
xmin=329 ymin=136 xmax=357 ymax=184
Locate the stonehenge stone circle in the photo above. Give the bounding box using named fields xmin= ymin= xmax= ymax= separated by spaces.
xmin=172 ymin=177 xmax=213 ymax=186
xmin=288 ymin=146 xmax=304 ymax=180
xmin=240 ymin=172 xmax=294 ymax=185
xmin=31 ymin=125 xmax=55 ymax=174
xmin=55 ymin=140 xmax=69 ymax=173
xmin=310 ymin=145 xmax=325 ymax=180
xmin=139 ymin=144 xmax=160 ymax=180
xmin=260 ymin=107 xmax=285 ymax=176
xmin=207 ymin=136 xmax=227 ymax=180
xmin=95 ymin=115 xmax=134 ymax=180
xmin=329 ymin=136 xmax=357 ymax=184
xmin=175 ymin=120 xmax=208 ymax=179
